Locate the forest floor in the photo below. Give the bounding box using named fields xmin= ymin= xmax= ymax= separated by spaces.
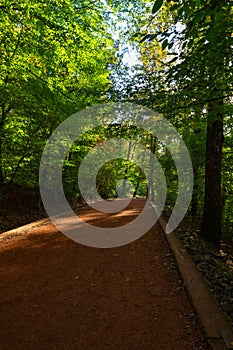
xmin=176 ymin=218 xmax=233 ymax=328
xmin=0 ymin=198 xmax=208 ymax=350
xmin=0 ymin=185 xmax=45 ymax=234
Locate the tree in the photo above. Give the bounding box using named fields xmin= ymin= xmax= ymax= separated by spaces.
xmin=140 ymin=0 xmax=233 ymax=247
xmin=0 ymin=0 xmax=115 ymax=187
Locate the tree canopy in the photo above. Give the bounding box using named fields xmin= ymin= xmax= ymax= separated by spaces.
xmin=0 ymin=0 xmax=116 ymax=185
xmin=138 ymin=0 xmax=233 ymax=246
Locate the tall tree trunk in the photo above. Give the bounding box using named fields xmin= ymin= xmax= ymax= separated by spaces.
xmin=133 ymin=167 xmax=143 ymax=198
xmin=133 ymin=147 xmax=147 ymax=198
xmin=0 ymin=136 xmax=4 ymax=186
xmin=201 ymin=98 xmax=224 ymax=248
xmin=191 ymin=168 xmax=198 ymax=217
xmin=0 ymin=105 xmax=7 ymax=186
xmin=122 ymin=140 xmax=133 ymax=196
xmin=148 ymin=134 xmax=156 ymax=202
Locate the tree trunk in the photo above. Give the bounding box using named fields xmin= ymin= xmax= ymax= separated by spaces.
xmin=122 ymin=140 xmax=133 ymax=196
xmin=191 ymin=175 xmax=198 ymax=217
xmin=201 ymin=98 xmax=224 ymax=248
xmin=0 ymin=137 xmax=4 ymax=186
xmin=148 ymin=134 xmax=156 ymax=202
xmin=0 ymin=105 xmax=7 ymax=186
xmin=133 ymin=171 xmax=142 ymax=198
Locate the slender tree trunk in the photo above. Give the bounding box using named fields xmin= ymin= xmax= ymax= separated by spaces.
xmin=191 ymin=171 xmax=198 ymax=217
xmin=0 ymin=105 xmax=7 ymax=186
xmin=122 ymin=140 xmax=133 ymax=196
xmin=133 ymin=167 xmax=144 ymax=198
xmin=148 ymin=134 xmax=156 ymax=202
xmin=0 ymin=136 xmax=4 ymax=186
xmin=201 ymin=97 xmax=224 ymax=248
xmin=133 ymin=147 xmax=147 ymax=198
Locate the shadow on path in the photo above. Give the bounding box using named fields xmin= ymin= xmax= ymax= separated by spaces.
xmin=0 ymin=199 xmax=207 ymax=350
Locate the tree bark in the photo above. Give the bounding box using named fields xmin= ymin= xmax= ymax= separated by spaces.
xmin=191 ymin=173 xmax=198 ymax=217
xmin=148 ymin=134 xmax=156 ymax=202
xmin=0 ymin=137 xmax=4 ymax=186
xmin=0 ymin=105 xmax=7 ymax=186
xmin=122 ymin=140 xmax=135 ymax=197
xmin=201 ymin=98 xmax=224 ymax=248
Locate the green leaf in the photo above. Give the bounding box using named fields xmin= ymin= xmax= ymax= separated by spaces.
xmin=148 ymin=33 xmax=158 ymax=41
xmin=187 ymin=39 xmax=194 ymax=48
xmin=193 ymin=11 xmax=206 ymax=24
xmin=140 ymin=33 xmax=157 ymax=43
xmin=152 ymin=0 xmax=163 ymax=14
xmin=162 ymin=39 xmax=168 ymax=50
xmin=170 ymin=3 xmax=180 ymax=12
xmin=168 ymin=42 xmax=174 ymax=50
xmin=140 ymin=34 xmax=151 ymax=43
xmin=168 ymin=57 xmax=178 ymax=64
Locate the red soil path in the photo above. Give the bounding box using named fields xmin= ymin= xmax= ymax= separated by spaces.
xmin=0 ymin=199 xmax=207 ymax=350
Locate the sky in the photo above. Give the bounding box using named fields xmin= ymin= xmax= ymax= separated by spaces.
xmin=122 ymin=48 xmax=140 ymax=67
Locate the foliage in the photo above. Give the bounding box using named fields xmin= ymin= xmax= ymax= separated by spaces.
xmin=0 ymin=0 xmax=115 ymax=187
xmin=133 ymin=0 xmax=233 ymax=246
xmin=62 ymin=124 xmax=153 ymax=204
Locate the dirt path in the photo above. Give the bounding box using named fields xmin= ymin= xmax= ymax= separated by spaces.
xmin=0 ymin=199 xmax=207 ymax=350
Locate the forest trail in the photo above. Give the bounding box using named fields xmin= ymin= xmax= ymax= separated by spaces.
xmin=0 ymin=199 xmax=207 ymax=350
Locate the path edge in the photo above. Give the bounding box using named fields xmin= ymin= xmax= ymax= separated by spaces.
xmin=0 ymin=218 xmax=50 ymax=242
xmin=153 ymin=205 xmax=233 ymax=350
xmin=0 ymin=204 xmax=87 ymax=242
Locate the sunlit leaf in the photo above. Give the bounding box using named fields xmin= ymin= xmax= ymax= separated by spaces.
xmin=152 ymin=0 xmax=163 ymax=14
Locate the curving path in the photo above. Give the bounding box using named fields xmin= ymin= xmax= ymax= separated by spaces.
xmin=0 ymin=199 xmax=207 ymax=350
